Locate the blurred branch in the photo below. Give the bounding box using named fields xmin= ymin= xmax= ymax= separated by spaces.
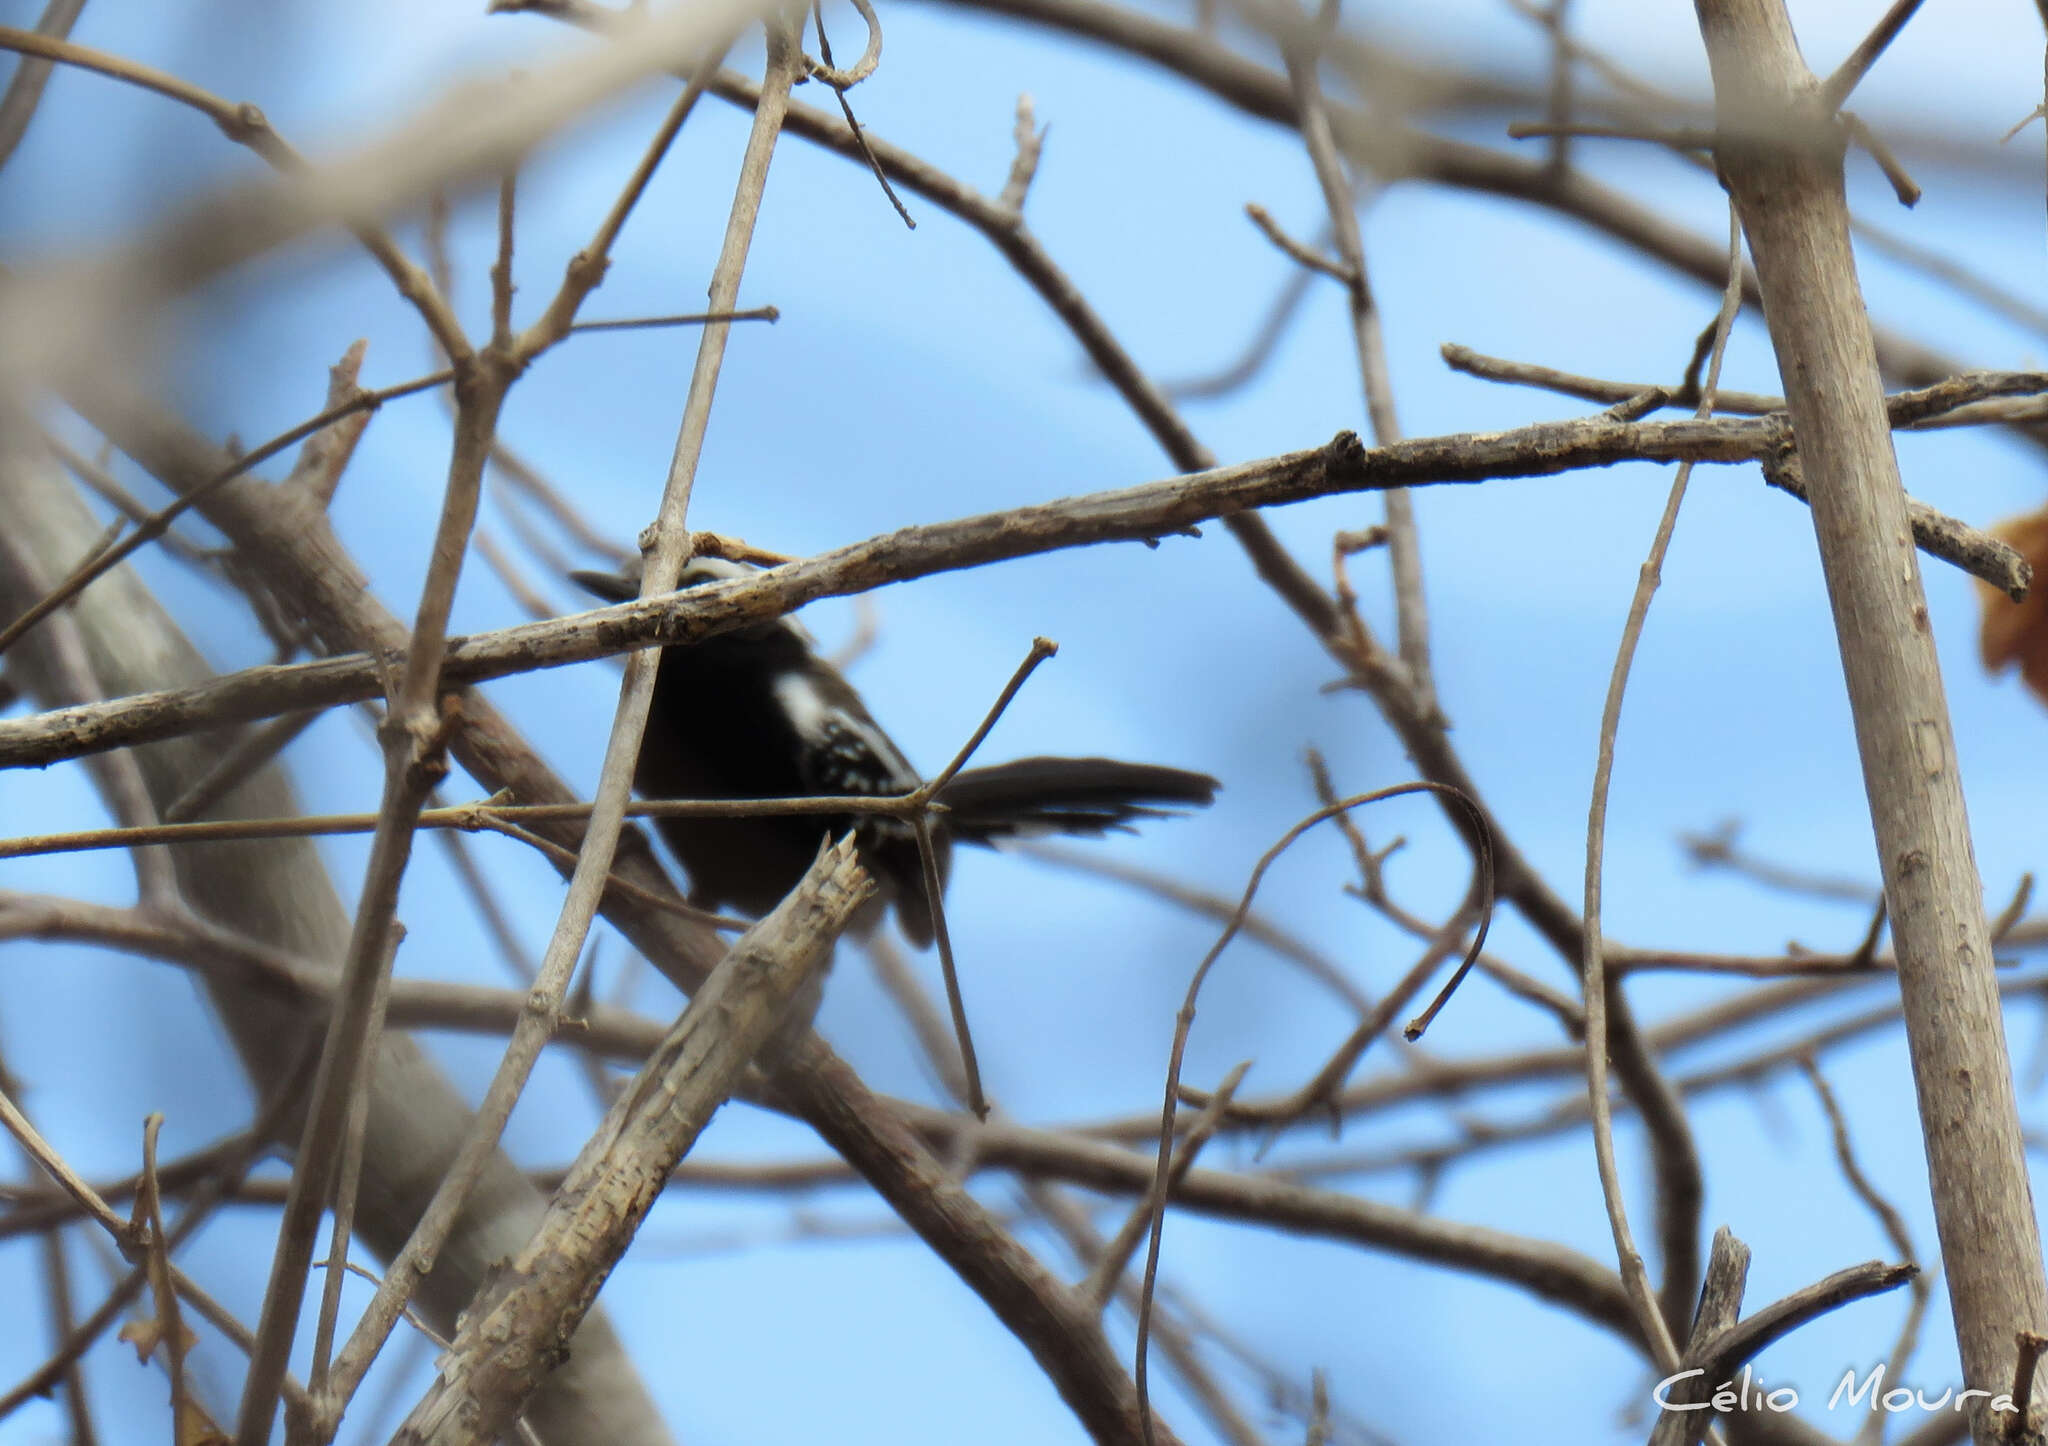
xmin=0 ymin=0 xmax=771 ymax=381
xmin=0 ymin=0 xmax=86 ymax=172
xmin=0 ymin=426 xmax=674 ymax=1446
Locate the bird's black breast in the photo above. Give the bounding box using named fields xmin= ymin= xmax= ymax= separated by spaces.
xmin=636 ymin=635 xmax=856 ymax=919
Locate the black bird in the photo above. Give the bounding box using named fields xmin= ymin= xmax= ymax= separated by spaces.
xmin=570 ymin=556 xmax=1218 ymax=945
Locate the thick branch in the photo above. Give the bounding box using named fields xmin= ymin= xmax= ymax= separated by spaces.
xmin=1694 ymin=3 xmax=2048 ymax=1439
xmin=0 ymin=409 xmax=2028 ymax=774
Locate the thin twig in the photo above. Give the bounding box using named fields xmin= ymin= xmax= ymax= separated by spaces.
xmin=308 ymin=925 xmax=404 ymax=1394
xmin=1243 ymin=203 xmax=1355 ymax=284
xmin=569 ymin=305 xmax=780 ymax=333
xmin=1819 ymin=0 xmax=1927 ymax=112
xmin=0 ymin=1085 xmax=134 ymax=1246
xmin=161 ymin=710 xmax=321 ymax=823
xmin=1277 ymin=3 xmax=1437 ymax=722
xmin=1580 ymin=207 xmax=1743 ymax=1366
xmin=321 ymin=28 xmax=808 ymax=1424
xmin=0 ymin=367 xmax=452 ymax=660
xmin=1012 ymin=839 xmax=1373 ymax=1014
xmin=1082 ymin=1061 xmax=1249 ymax=1310
xmin=41 ymin=430 xmax=215 ymax=568
xmin=285 ymin=340 xmax=375 ymax=507
xmin=913 ymin=812 xmax=984 ymax=1118
xmin=1506 ymin=119 xmax=1717 ymax=153
xmin=234 ymin=351 xmax=503 ymax=1446
xmin=1840 ymin=110 xmax=1921 ymax=207
xmin=0 ymin=0 xmax=87 ymax=172
xmin=997 ymin=92 xmax=1044 ymax=212
xmin=492 ymin=169 xmax=518 ymax=346
xmin=1135 ymin=784 xmax=1490 ymax=1436
xmin=916 ymin=636 xmax=1058 ymax=798
xmin=518 ymin=32 xmax=738 ymax=353
xmin=807 ymin=0 xmax=913 ymax=227
xmin=1800 ymin=1055 xmax=1931 ymax=1446
xmin=131 ymin=1115 xmax=198 ymax=1444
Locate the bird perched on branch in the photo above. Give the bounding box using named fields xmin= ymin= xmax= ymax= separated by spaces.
xmin=570 ymin=555 xmax=1218 ymax=946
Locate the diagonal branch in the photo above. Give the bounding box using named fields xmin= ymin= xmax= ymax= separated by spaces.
xmin=0 ymin=399 xmax=2033 ymax=775
xmin=389 ymin=840 xmax=870 ymax=1446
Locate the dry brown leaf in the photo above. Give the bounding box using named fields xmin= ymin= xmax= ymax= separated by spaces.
xmin=116 ymin=1316 xmax=162 ymax=1362
xmin=114 ymin=1309 xmax=196 ymax=1363
xmin=1978 ymin=504 xmax=2048 ymax=706
xmin=175 ymin=1395 xmax=229 ymax=1446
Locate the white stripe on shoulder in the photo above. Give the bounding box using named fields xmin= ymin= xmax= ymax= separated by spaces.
xmin=770 ymin=671 xmax=921 ymax=792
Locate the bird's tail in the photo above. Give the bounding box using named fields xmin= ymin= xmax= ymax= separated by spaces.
xmin=934 ymin=757 xmax=1218 ymax=843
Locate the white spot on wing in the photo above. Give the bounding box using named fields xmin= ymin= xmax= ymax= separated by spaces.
xmin=771 ymin=671 xmax=921 ymax=795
